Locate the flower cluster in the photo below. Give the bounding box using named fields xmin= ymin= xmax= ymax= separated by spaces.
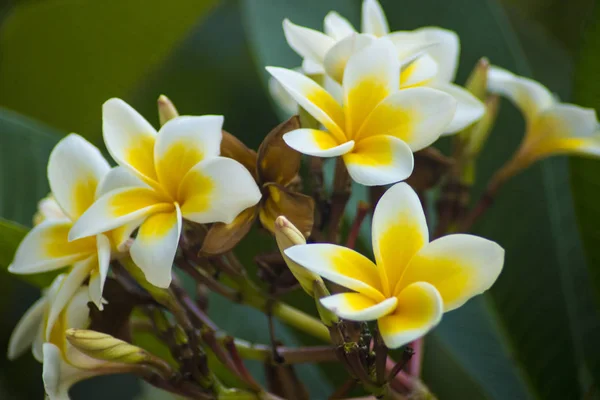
xmin=6 ymin=0 xmax=600 ymax=399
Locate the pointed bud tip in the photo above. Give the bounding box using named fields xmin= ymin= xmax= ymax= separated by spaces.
xmin=274 ymin=215 xmax=291 ymax=230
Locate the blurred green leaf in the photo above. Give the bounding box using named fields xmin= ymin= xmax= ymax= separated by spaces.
xmin=0 ymin=0 xmax=219 ymax=144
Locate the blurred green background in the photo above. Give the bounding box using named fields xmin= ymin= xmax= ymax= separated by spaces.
xmin=1 ymin=0 xmax=600 ymax=399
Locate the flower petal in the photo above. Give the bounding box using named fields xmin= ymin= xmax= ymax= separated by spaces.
xmin=7 ymin=296 xmax=47 ymax=360
xmin=88 ymin=234 xmax=111 ymax=310
xmin=9 ymin=219 xmax=96 ymax=274
xmin=356 ymin=87 xmax=456 ymax=151
xmin=361 ymin=0 xmax=389 ymax=37
xmin=284 ymin=243 xmax=385 ymax=302
xmin=412 ymin=27 xmax=460 ymax=83
xmin=95 ymin=167 xmax=148 ymax=198
xmin=487 ymin=66 xmax=555 ymax=121
xmin=530 ymin=105 xmax=600 ymax=158
xmin=48 ymin=134 xmax=110 ymax=221
xmin=343 ymin=38 xmax=400 ymax=138
xmin=324 ymin=11 xmax=356 ymax=40
xmin=372 ymin=182 xmax=428 ymax=296
xmin=221 ymin=130 xmax=258 ymax=178
xmin=432 ymin=82 xmax=485 ymax=134
xmin=283 ymin=129 xmax=354 ymax=157
xmin=378 ymin=282 xmax=443 ymax=348
xmin=321 ymin=293 xmax=397 ymax=321
xmin=43 ymin=343 xmax=98 ymax=400
xmin=45 ymin=257 xmax=95 ymax=340
xmin=257 ymin=116 xmax=302 ymax=185
xmin=130 ymin=204 xmax=182 ymax=288
xmin=283 ymin=19 xmax=335 ymax=66
xmin=103 ymin=98 xmax=159 ymax=185
xmin=269 ymin=76 xmax=299 ymax=117
xmin=324 ymin=33 xmax=376 ymax=83
xmin=266 ymin=67 xmax=346 ymax=141
xmin=200 ymin=206 xmax=258 ymax=255
xmin=155 ymin=115 xmax=223 ymax=198
xmin=399 ymin=234 xmax=504 ymax=311
xmin=179 ymin=157 xmax=262 ymax=224
xmin=69 ymin=187 xmax=172 ymax=241
xmin=343 ymin=135 xmax=413 ymax=186
xmin=400 ymin=54 xmax=439 ymax=89
xmin=259 ymin=184 xmax=315 ymax=235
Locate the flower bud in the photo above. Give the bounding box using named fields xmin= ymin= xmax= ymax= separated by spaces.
xmin=274 ymin=216 xmax=323 ymax=295
xmin=66 ymin=329 xmax=172 ymax=377
xmin=157 ymin=94 xmax=179 ymax=126
xmin=464 ymin=57 xmax=489 ymax=101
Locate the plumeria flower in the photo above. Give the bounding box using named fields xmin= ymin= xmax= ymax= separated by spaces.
xmin=69 ymin=99 xmax=261 ymax=288
xmin=8 ymin=275 xmax=130 ymax=400
xmin=9 ymin=134 xmax=135 ymax=340
xmin=285 ymin=182 xmax=504 ymax=348
xmin=488 ymin=66 xmax=600 ymax=166
xmin=33 ymin=194 xmax=68 ymax=226
xmin=267 ymin=39 xmax=456 ymax=186
xmin=275 ymin=0 xmax=484 ymax=133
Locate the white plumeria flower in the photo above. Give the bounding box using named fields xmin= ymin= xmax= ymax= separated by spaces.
xmin=9 ymin=134 xmax=135 ymax=339
xmin=488 ymin=66 xmax=600 ymax=163
xmin=285 ymin=182 xmax=504 ymax=348
xmin=267 ymin=39 xmax=456 ymax=186
xmin=69 ymin=99 xmax=262 ymax=288
xmin=8 ymin=275 xmax=127 ymax=400
xmin=273 ymin=0 xmax=484 ymax=133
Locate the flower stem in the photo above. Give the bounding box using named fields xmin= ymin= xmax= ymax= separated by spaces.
xmin=328 ymin=157 xmax=352 ymax=243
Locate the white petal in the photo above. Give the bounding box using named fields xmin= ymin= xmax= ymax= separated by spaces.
xmin=178 ymin=157 xmax=262 ymax=224
xmin=283 ymin=19 xmax=335 ymax=66
xmin=400 ymin=234 xmax=504 ymax=311
xmin=7 ymin=296 xmax=47 ymax=360
xmin=324 ymin=33 xmax=376 ymax=83
xmin=43 ymin=343 xmax=96 ymax=400
xmin=400 ymin=54 xmax=439 ymax=87
xmin=372 ymin=182 xmax=429 ymax=292
xmin=412 ymin=27 xmax=460 ymax=83
xmin=155 ymin=115 xmax=223 ymax=198
xmin=283 ymin=129 xmax=354 ymax=157
xmin=301 ymin=58 xmax=325 ymax=75
xmin=535 ymin=104 xmax=599 ymax=139
xmin=361 ymin=0 xmax=389 ymax=37
xmin=343 ymin=38 xmax=400 ymax=138
xmin=45 ymin=258 xmax=95 ymax=340
xmin=284 ymin=243 xmax=386 ymax=302
xmin=343 ymin=135 xmax=413 ymax=186
xmin=487 ymin=66 xmax=555 ymax=121
xmin=387 ymin=31 xmax=439 ymax=65
xmin=95 ymin=166 xmax=148 ymax=198
xmin=268 ymin=76 xmax=299 ymax=116
xmin=130 ymin=204 xmax=182 ymax=288
xmin=321 ymin=293 xmax=397 ymax=321
xmin=356 ymin=87 xmax=457 ymax=151
xmin=64 ymin=286 xmax=93 ymax=330
xmin=102 ymin=98 xmax=159 ymax=185
xmin=378 ymin=282 xmax=443 ymax=348
xmin=48 ymin=134 xmax=110 ymax=220
xmin=9 ymin=219 xmax=96 ymax=274
xmin=324 ymin=11 xmax=356 ymax=40
xmin=432 ymin=82 xmax=485 ymax=134
xmin=88 ymin=234 xmax=111 ymax=310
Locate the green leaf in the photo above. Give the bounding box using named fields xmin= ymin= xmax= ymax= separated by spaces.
xmin=0 ymin=0 xmax=219 ymax=144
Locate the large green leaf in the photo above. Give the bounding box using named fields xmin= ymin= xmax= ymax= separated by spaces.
xmin=0 ymin=0 xmax=219 ymax=144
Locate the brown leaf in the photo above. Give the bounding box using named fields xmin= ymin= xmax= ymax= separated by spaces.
xmin=257 ymin=116 xmax=301 ymax=185
xmin=406 ymin=147 xmax=453 ymax=191
xmin=199 ymin=206 xmax=258 ymax=255
xmin=221 ymin=130 xmax=258 ymax=179
xmin=259 ymin=183 xmax=314 ymax=237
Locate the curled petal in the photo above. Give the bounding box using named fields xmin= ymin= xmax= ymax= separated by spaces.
xmin=361 ymin=0 xmax=389 ymax=37
xmin=343 ymin=135 xmax=414 ymax=186
xmin=7 ymin=296 xmax=47 ymax=360
xmin=400 ymin=54 xmax=438 ymax=88
xmin=283 ymin=129 xmax=354 ymax=157
xmin=179 ymin=157 xmax=261 ymax=224
xmin=269 ymin=76 xmax=299 ymax=117
xmin=284 ymin=243 xmax=385 ymax=302
xmin=95 ymin=167 xmax=148 ymax=198
xmin=88 ymin=234 xmax=111 ymax=310
xmin=48 ymin=134 xmax=110 ymax=221
xmin=324 ymin=33 xmax=376 ymax=83
xmin=487 ymin=66 xmax=554 ymax=121
xmin=200 ymin=206 xmax=258 ymax=255
xmin=9 ymin=219 xmax=95 ymax=274
xmin=372 ymin=183 xmax=428 ymax=294
xmin=321 ymin=293 xmax=397 ymax=321
xmin=103 ymin=98 xmax=159 ymax=186
xmin=221 ymin=131 xmax=258 ymax=178
xmin=399 ymin=234 xmax=504 ymax=311
xmin=324 ymin=11 xmax=356 ymax=40
xmin=283 ymin=19 xmax=335 ymax=66
xmin=407 ymin=27 xmax=460 ymax=83
xmin=259 ymin=184 xmax=315 ymax=236
xmin=257 ymin=116 xmax=302 ymax=185
xmin=130 ymin=204 xmax=182 ymax=288
xmin=356 ymin=87 xmax=456 ymax=151
xmin=378 ymin=282 xmax=443 ymax=348
xmin=432 ymin=82 xmax=485 ymax=134
xmin=155 ymin=115 xmax=223 ymax=198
